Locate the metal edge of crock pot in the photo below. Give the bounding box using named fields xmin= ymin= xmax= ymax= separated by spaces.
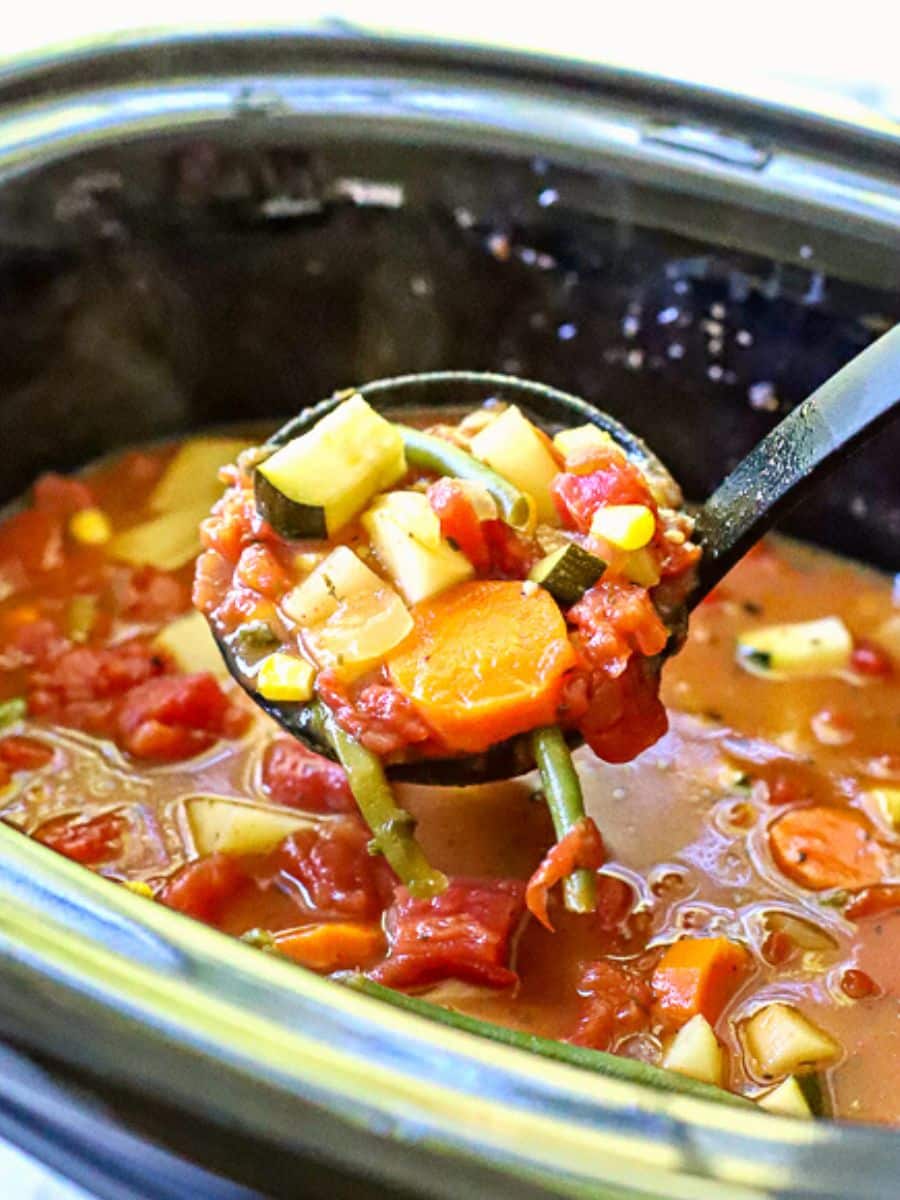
xmin=0 ymin=29 xmax=897 ymax=1200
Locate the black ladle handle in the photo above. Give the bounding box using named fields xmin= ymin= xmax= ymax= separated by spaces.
xmin=693 ymin=322 xmax=900 ymax=601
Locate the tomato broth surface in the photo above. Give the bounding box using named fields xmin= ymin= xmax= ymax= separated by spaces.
xmin=0 ymin=437 xmax=897 ymax=1124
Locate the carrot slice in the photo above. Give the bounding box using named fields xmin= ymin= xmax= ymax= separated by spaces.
xmin=273 ymin=922 xmax=386 ymax=972
xmin=769 ymin=805 xmax=887 ymax=891
xmin=387 ymin=580 xmax=577 ymax=753
xmin=651 ymin=936 xmax=749 ymax=1030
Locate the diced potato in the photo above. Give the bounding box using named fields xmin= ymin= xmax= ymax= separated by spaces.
xmin=470 ymin=404 xmax=560 ymax=525
xmin=764 ymin=911 xmax=837 ymax=953
xmin=255 ymin=653 xmax=316 ymax=701
xmin=662 ymin=1013 xmax=725 ymax=1086
xmin=186 ymin=795 xmax=320 ymax=856
xmin=149 ymin=438 xmax=251 ymax=513
xmin=744 ymin=1003 xmax=840 ymax=1077
xmin=363 ymin=492 xmax=474 ymax=605
xmin=153 ymin=610 xmax=229 ymax=679
xmin=304 ymin=586 xmax=413 ymax=680
xmin=110 ymin=504 xmax=211 ymax=570
xmin=736 ymin=617 xmax=853 ymax=679
xmin=757 ymin=1076 xmax=814 ymax=1119
xmin=553 ymin=423 xmax=614 ymax=462
xmin=590 ymin=504 xmax=656 ymax=551
xmin=621 ymin=547 xmax=661 ymax=587
xmin=281 ymin=546 xmax=385 ymax=627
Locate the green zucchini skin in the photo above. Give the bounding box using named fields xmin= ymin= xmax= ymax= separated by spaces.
xmin=253 ymin=469 xmax=327 ymax=539
xmin=797 ymin=1072 xmax=831 ymax=1117
xmin=530 ymin=543 xmax=606 ymax=607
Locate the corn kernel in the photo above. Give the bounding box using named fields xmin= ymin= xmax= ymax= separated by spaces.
xmin=870 ymin=786 xmax=900 ymax=831
xmin=590 ymin=504 xmax=655 ymax=551
xmin=69 ymin=507 xmax=112 ymax=546
xmin=123 ymin=880 xmax=153 ymax=898
xmin=256 ymin=652 xmax=316 ymax=702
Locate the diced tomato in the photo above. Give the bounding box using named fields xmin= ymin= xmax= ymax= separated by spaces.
xmin=161 ymin=853 xmax=248 ymax=923
xmin=845 ymin=884 xmax=900 ymax=921
xmin=0 ymin=736 xmax=54 ymax=771
xmin=272 ymin=819 xmax=395 ymax=921
xmin=569 ymin=960 xmax=653 ymax=1050
xmin=317 ymin=671 xmax=434 ymax=759
xmin=552 ymin=447 xmax=654 ymax=533
xmin=840 ymin=968 xmax=880 ymax=1000
xmin=481 ymin=520 xmax=540 ymax=579
xmin=525 ymin=817 xmax=606 ymax=930
xmin=235 ymin=544 xmax=291 ymax=599
xmin=28 ymin=641 xmax=167 ymax=737
xmin=370 ymin=877 xmax=526 ymax=990
xmin=36 ymin=810 xmax=127 ymax=866
xmin=33 ymin=473 xmax=96 ymax=516
xmin=851 ymin=638 xmax=893 ymax=678
xmin=201 ymin=485 xmax=277 ymax=565
xmin=261 ymin=738 xmax=354 ymax=814
xmin=427 ymin=480 xmax=490 ymax=572
xmin=117 ymin=673 xmax=250 ymax=761
xmin=2 ymin=617 xmax=67 ymax=668
xmin=578 ymin=659 xmax=668 ymax=764
xmin=0 ymin=509 xmax=64 ymax=575
xmin=569 ymin=579 xmax=668 ymax=678
xmin=192 ymin=549 xmax=234 ymax=618
xmin=114 ymin=565 xmax=190 ymax=624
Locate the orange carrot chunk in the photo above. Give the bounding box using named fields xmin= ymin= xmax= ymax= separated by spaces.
xmin=273 ymin=922 xmax=386 ymax=973
xmin=769 ymin=805 xmax=887 ymax=891
xmin=651 ymin=936 xmax=749 ymax=1031
xmin=387 ymin=580 xmax=577 ymax=753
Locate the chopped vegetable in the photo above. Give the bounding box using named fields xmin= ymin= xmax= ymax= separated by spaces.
xmin=651 ymin=936 xmax=750 ymax=1030
xmin=621 ymin=547 xmax=662 ymax=587
xmin=68 ymin=507 xmax=112 ymax=546
xmin=110 ymin=504 xmax=211 ymax=571
xmin=769 ymin=805 xmax=886 ymax=891
xmin=153 ymin=609 xmax=229 ymax=679
xmin=282 ymin=545 xmax=384 ymax=627
xmin=122 ymin=880 xmax=154 ymax=899
xmin=590 ymin=504 xmax=656 ymax=551
xmin=315 ymin=702 xmax=446 ymax=898
xmin=255 ymin=653 xmax=316 ymax=701
xmin=426 ymin=479 xmax=491 ymax=572
xmin=0 ymin=698 xmax=26 ymax=729
xmin=868 ymin=786 xmax=900 ymax=832
xmin=397 ymin=424 xmax=530 ymax=528
xmin=744 ymin=1003 xmax=840 ymax=1077
xmin=469 ymin=404 xmax=561 ymax=524
xmin=553 ymin=424 xmax=614 ymax=462
xmin=66 ymin=594 xmax=98 ymax=643
xmin=531 ymin=726 xmax=598 ymax=916
xmin=525 ymin=815 xmax=603 ymax=928
xmin=363 ymin=490 xmax=474 ymax=604
xmin=304 ymin=585 xmax=414 ymax=682
xmin=845 ymin=884 xmax=900 ymax=920
xmin=528 ymin=543 xmax=606 ymax=607
xmin=387 ymin=580 xmax=577 ymax=753
xmin=186 ymin=795 xmax=320 ymax=856
xmin=662 ymin=1013 xmax=725 ymax=1086
xmin=149 ymin=437 xmax=251 ymax=513
xmin=255 ymin=396 xmax=406 ymax=537
xmin=273 ymin=922 xmax=385 ymax=972
xmin=763 ymin=911 xmax=837 ymax=953
xmin=736 ymin=617 xmax=853 ymax=679
xmin=757 ymin=1075 xmax=815 ymax=1118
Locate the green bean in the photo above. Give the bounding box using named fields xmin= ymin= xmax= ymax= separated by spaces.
xmin=396 ymin=425 xmax=530 ymax=528
xmin=314 ymin=702 xmax=447 ymax=899
xmin=343 ymin=974 xmax=752 ymax=1109
xmin=0 ymin=697 xmax=26 ymax=729
xmin=531 ymin=726 xmax=596 ymax=914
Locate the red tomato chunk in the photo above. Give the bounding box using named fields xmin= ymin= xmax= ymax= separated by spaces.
xmin=36 ymin=811 xmax=128 ymax=866
xmin=161 ymin=853 xmax=249 ymax=924
xmin=569 ymin=960 xmax=653 ymax=1051
xmin=272 ymin=819 xmax=396 ymax=921
xmin=118 ymin=673 xmax=250 ymax=761
xmin=370 ymin=878 xmax=526 ymax=990
xmin=261 ymin=738 xmax=355 ymax=814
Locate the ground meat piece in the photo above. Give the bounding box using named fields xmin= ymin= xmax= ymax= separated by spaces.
xmin=370 ymin=877 xmax=526 ymax=990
